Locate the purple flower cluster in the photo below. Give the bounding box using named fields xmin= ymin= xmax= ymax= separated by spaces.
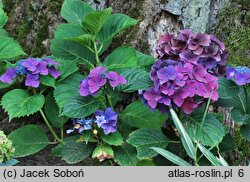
xmin=143 ymin=59 xmax=219 ymax=114
xmin=226 ymin=66 xmax=250 ymax=85
xmin=156 ymin=29 xmax=228 ymax=73
xmin=0 ymin=58 xmax=60 ymax=88
xmin=95 ymin=108 xmax=118 ymax=135
xmin=67 ymin=118 xmax=93 ymax=134
xmin=79 ymin=66 xmax=127 ymax=96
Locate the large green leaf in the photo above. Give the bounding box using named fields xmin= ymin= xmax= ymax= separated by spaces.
xmin=8 ymin=125 xmax=49 ymax=157
xmin=82 ymin=8 xmax=112 ymax=37
xmin=121 ymin=101 xmax=167 ymax=128
xmin=170 ymin=108 xmax=196 ymax=159
xmin=127 ymin=128 xmax=170 ymax=159
xmin=231 ymin=108 xmax=250 ymax=125
xmin=67 ymin=34 xmax=94 ymax=50
xmin=1 ymin=89 xmax=45 ymax=121
xmin=98 ymin=13 xmax=137 ymax=51
xmin=101 ymin=132 xmax=123 ymax=146
xmin=45 ymin=92 xmax=68 ymax=128
xmin=51 ymin=23 xmax=95 ymax=68
xmin=40 ymin=75 xmax=56 ymax=88
xmin=61 ymin=141 xmax=95 ymax=164
xmin=0 ymin=8 xmax=7 ymax=27
xmin=61 ymin=0 xmax=94 ymax=25
xmin=117 ymin=69 xmax=153 ymax=92
xmin=151 ymin=147 xmax=192 ymax=166
xmin=103 ymin=46 xmax=137 ymax=72
xmin=0 ymin=28 xmax=8 ymax=37
xmin=240 ymin=124 xmax=250 ymax=141
xmin=137 ymin=51 xmax=155 ymax=67
xmin=185 ymin=114 xmax=226 ymax=146
xmin=0 ymin=37 xmax=25 ymax=60
xmin=114 ymin=144 xmax=138 ymax=166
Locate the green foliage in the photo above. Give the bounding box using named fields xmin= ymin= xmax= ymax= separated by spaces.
xmin=8 ymin=125 xmax=49 ymax=157
xmin=1 ymin=89 xmax=45 ymax=121
xmin=0 ymin=130 xmax=15 ymax=163
xmin=121 ymin=101 xmax=167 ymax=128
xmin=114 ymin=144 xmax=138 ymax=166
xmin=0 ymin=5 xmax=7 ymax=27
xmin=92 ymin=144 xmax=114 ymax=161
xmin=127 ymin=128 xmax=170 ymax=160
xmin=101 ymin=132 xmax=123 ymax=146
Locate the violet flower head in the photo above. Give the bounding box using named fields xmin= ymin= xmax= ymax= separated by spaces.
xmin=15 ymin=60 xmax=28 ymax=75
xmin=106 ymin=71 xmax=127 ymax=87
xmin=0 ymin=68 xmax=17 ymax=84
xmin=95 ymin=108 xmax=118 ymax=135
xmin=25 ymin=74 xmax=40 ymax=88
xmin=67 ymin=118 xmax=93 ymax=134
xmin=32 ymin=61 xmax=49 ymax=75
xmin=226 ymin=66 xmax=250 ymax=85
xmin=22 ymin=58 xmax=40 ymax=72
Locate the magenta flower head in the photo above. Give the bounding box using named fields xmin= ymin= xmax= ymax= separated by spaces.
xmin=0 ymin=68 xmax=17 ymax=84
xmin=143 ymin=59 xmax=219 ymax=114
xmin=95 ymin=108 xmax=118 ymax=135
xmin=78 ymin=66 xmax=127 ymax=97
xmin=156 ymin=30 xmax=228 ymax=75
xmin=25 ymin=74 xmax=40 ymax=88
xmin=226 ymin=66 xmax=250 ymax=85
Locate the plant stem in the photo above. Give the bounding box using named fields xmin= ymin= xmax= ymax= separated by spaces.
xmin=39 ymin=109 xmax=65 ymax=145
xmin=244 ymin=86 xmax=249 ymax=112
xmin=105 ymin=94 xmax=113 ymax=109
xmin=94 ymin=42 xmax=100 ymax=64
xmin=61 ymin=128 xmax=64 ymax=140
xmin=238 ymin=93 xmax=246 ymax=114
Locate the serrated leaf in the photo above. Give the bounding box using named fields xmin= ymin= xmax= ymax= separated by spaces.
xmin=51 ymin=23 xmax=95 ymax=68
xmin=219 ymin=133 xmax=235 ymax=152
xmin=240 ymin=124 xmax=250 ymax=141
xmin=45 ymin=92 xmax=68 ymax=128
xmin=103 ymin=46 xmax=137 ymax=72
xmin=185 ymin=114 xmax=226 ymax=146
xmin=101 ymin=132 xmax=123 ymax=146
xmin=170 ymin=108 xmax=196 ymax=159
xmin=1 ymin=89 xmax=45 ymax=120
xmin=127 ymin=128 xmax=170 ymax=159
xmin=62 ymin=140 xmax=95 ymax=164
xmin=0 ymin=37 xmax=25 ymax=60
xmin=8 ymin=125 xmax=49 ymax=157
xmin=0 ymin=28 xmax=8 ymax=37
xmin=151 ymin=147 xmax=192 ymax=166
xmin=82 ymin=8 xmax=112 ymax=37
xmin=61 ymin=0 xmax=94 ymax=25
xmin=231 ymin=108 xmax=250 ymax=125
xmin=0 ymin=8 xmax=7 ymax=27
xmin=40 ymin=75 xmax=56 ymax=88
xmin=137 ymin=51 xmax=155 ymax=67
xmin=117 ymin=69 xmax=153 ymax=92
xmin=114 ymin=144 xmax=138 ymax=166
xmin=121 ymin=101 xmax=167 ymax=128
xmin=97 ymin=13 xmax=137 ymax=52
xmin=67 ymin=34 xmax=94 ymax=50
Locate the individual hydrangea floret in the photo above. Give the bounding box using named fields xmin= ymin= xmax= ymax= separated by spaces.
xmin=156 ymin=29 xmax=228 ymax=74
xmin=143 ymin=59 xmax=219 ymax=114
xmin=0 ymin=57 xmax=60 ymax=88
xmin=95 ymin=107 xmax=118 ymax=135
xmin=79 ymin=66 xmax=127 ymax=97
xmin=226 ymin=66 xmax=250 ymax=85
xmin=0 ymin=130 xmax=15 ymax=163
xmin=67 ymin=118 xmax=93 ymax=134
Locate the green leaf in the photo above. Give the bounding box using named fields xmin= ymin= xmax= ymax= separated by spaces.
xmin=40 ymin=75 xmax=56 ymax=88
xmin=127 ymin=128 xmax=170 ymax=160
xmin=185 ymin=114 xmax=226 ymax=146
xmin=231 ymin=108 xmax=250 ymax=125
xmin=1 ymin=89 xmax=45 ymax=121
xmin=92 ymin=144 xmax=114 ymax=160
xmin=78 ymin=131 xmax=98 ymax=144
xmin=67 ymin=34 xmax=94 ymax=50
xmin=45 ymin=92 xmax=68 ymax=128
xmin=103 ymin=46 xmax=137 ymax=72
xmin=54 ymin=58 xmax=78 ymax=82
xmin=0 ymin=159 xmax=19 ymax=166
xmin=0 ymin=28 xmax=8 ymax=37
xmin=137 ymin=51 xmax=155 ymax=67
xmin=101 ymin=132 xmax=123 ymax=146
xmin=0 ymin=37 xmax=25 ymax=60
xmin=82 ymin=8 xmax=112 ymax=37
xmin=61 ymin=0 xmax=94 ymax=25
xmin=117 ymin=69 xmax=153 ymax=92
xmin=62 ymin=140 xmax=95 ymax=164
xmin=196 ymin=142 xmax=222 ymax=166
xmin=219 ymin=133 xmax=235 ymax=152
xmin=137 ymin=159 xmax=155 ymax=166
xmin=151 ymin=147 xmax=192 ymax=166
xmin=121 ymin=101 xmax=167 ymax=128
xmin=8 ymin=125 xmax=49 ymax=157
xmin=240 ymin=124 xmax=250 ymax=141
xmin=113 ymin=144 xmax=138 ymax=166
xmin=97 ymin=13 xmax=137 ymax=51
xmin=51 ymin=23 xmax=95 ymax=68
xmin=0 ymin=8 xmax=7 ymax=27
xmin=170 ymin=108 xmax=196 ymax=159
